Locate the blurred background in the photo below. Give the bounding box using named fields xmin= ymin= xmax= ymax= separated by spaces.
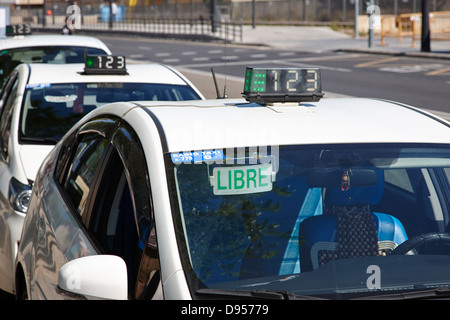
xmin=4 ymin=0 xmax=450 ymax=26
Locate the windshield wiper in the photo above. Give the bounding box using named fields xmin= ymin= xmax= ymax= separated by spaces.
xmin=195 ymin=288 xmax=327 ymax=300
xmin=355 ymin=286 xmax=450 ymax=300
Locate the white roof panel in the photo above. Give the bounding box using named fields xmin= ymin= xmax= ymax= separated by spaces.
xmin=0 ymin=34 xmax=110 ymax=53
xmin=26 ymin=63 xmax=191 ymax=86
xmin=140 ymin=98 xmax=450 ymax=152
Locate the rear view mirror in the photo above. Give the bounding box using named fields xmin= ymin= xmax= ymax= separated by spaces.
xmin=58 ymin=255 xmax=128 ymax=300
xmin=307 ymin=168 xmax=378 ymax=188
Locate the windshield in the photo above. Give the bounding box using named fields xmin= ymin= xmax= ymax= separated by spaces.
xmin=0 ymin=46 xmax=107 ymax=88
xmin=169 ymin=144 xmax=450 ymax=299
xmin=20 ymin=82 xmax=201 ymax=143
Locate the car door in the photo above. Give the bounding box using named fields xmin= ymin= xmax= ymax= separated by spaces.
xmin=31 ymin=117 xmax=117 ymax=299
xmin=0 ymin=73 xmax=19 ymax=288
xmin=30 ymin=115 xmax=160 ymax=300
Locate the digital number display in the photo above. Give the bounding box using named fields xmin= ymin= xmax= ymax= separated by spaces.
xmin=84 ymin=55 xmax=127 ymax=74
xmin=243 ymin=67 xmax=323 ymax=103
xmin=6 ymin=24 xmax=32 ymax=36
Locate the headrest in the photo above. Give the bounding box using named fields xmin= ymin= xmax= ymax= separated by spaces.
xmin=321 ymin=169 xmax=384 ymax=206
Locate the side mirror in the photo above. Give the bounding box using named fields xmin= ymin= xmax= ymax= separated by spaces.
xmin=58 ymin=255 xmax=128 ymax=300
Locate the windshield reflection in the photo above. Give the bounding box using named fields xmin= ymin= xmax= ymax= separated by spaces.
xmin=170 ymin=144 xmax=450 ymax=299
xmin=20 ymin=82 xmax=201 ymax=143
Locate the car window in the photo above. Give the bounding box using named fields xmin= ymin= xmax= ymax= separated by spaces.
xmin=384 ymin=169 xmax=414 ymax=193
xmin=62 ymin=133 xmax=109 ymax=216
xmin=0 ymin=70 xmax=18 ymax=114
xmin=88 ymin=121 xmax=159 ymax=299
xmin=0 ymin=46 xmax=107 ymax=88
xmin=89 ymin=149 xmax=141 ymax=295
xmin=20 ymin=82 xmax=201 ymax=144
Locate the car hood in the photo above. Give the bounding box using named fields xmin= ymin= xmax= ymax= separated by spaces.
xmin=19 ymin=145 xmax=55 ymax=181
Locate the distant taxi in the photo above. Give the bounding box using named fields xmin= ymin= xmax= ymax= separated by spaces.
xmin=15 ymin=67 xmax=450 ymax=300
xmin=0 ymin=57 xmax=203 ymax=296
xmin=0 ymin=24 xmax=111 ymax=88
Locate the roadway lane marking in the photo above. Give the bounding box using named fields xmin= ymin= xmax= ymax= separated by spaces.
xmin=182 ymin=51 xmax=197 ymax=55
xmin=352 ymin=56 xmax=450 ymax=75
xmin=221 ymin=55 xmax=239 ymax=60
xmin=355 ymin=57 xmax=399 ymax=68
xmin=250 ymin=53 xmax=267 ymax=58
xmin=138 ymin=46 xmax=152 ymax=51
xmin=192 ymin=57 xmax=210 ymax=61
xmin=129 ymin=54 xmax=144 ymax=58
xmin=379 ymin=64 xmax=446 ymax=73
xmin=426 ymin=67 xmax=450 ymax=76
xmin=208 ymin=49 xmax=223 ymax=54
xmin=155 ymin=52 xmax=171 ymax=57
xmin=163 ymin=59 xmax=180 ymax=63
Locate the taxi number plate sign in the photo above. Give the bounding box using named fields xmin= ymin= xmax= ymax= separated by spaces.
xmin=212 ymin=164 xmax=273 ymax=195
xmin=171 ymin=150 xmax=224 ymax=163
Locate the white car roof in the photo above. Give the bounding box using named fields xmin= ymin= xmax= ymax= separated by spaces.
xmin=125 ymin=97 xmax=450 ymax=152
xmin=25 ymin=63 xmax=197 ymax=87
xmin=0 ymin=34 xmax=111 ymax=53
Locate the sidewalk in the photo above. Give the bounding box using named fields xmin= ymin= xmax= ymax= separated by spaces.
xmin=238 ymin=25 xmax=450 ymax=59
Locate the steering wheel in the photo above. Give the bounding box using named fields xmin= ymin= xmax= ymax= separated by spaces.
xmin=391 ymin=232 xmax=450 ymax=255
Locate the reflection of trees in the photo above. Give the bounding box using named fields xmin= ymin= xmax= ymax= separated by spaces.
xmin=177 ymin=163 xmax=292 ymax=283
xmin=25 ymin=104 xmax=84 ymax=140
xmin=0 ymin=55 xmax=20 ymax=88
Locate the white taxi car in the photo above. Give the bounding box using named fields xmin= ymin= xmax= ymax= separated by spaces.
xmin=0 ymin=57 xmax=203 ymax=296
xmin=0 ymin=24 xmax=111 ymax=88
xmin=15 ymin=67 xmax=450 ymax=300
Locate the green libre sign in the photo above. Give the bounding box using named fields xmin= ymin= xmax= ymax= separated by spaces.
xmin=212 ymin=164 xmax=273 ymax=195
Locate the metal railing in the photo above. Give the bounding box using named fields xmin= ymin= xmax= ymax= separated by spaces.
xmin=11 ymin=14 xmax=243 ymax=43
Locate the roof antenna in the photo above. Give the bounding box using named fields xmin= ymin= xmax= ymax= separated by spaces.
xmin=211 ymin=67 xmax=221 ymax=99
xmin=222 ymin=25 xmax=228 ymax=98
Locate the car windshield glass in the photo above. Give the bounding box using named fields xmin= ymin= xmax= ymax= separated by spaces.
xmin=0 ymin=46 xmax=107 ymax=87
xmin=169 ymin=144 xmax=450 ymax=299
xmin=20 ymin=82 xmax=201 ymax=143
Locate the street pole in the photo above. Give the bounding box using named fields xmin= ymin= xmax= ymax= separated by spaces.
xmin=252 ymin=0 xmax=256 ymax=29
xmin=109 ymin=0 xmax=113 ymax=29
xmin=367 ymin=0 xmax=374 ymax=48
xmin=354 ymin=0 xmax=359 ymax=39
xmin=210 ymin=0 xmax=217 ymax=33
xmin=421 ymin=0 xmax=431 ymax=52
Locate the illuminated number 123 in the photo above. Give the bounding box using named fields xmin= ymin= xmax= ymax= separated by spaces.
xmin=307 ymin=70 xmax=318 ymax=92
xmin=287 ymin=70 xmax=298 ymax=92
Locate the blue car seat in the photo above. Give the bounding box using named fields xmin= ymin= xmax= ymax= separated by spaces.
xmin=299 ymin=168 xmax=408 ymax=272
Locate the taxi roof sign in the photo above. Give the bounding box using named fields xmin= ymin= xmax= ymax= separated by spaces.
xmin=6 ymin=24 xmax=31 ymax=37
xmin=242 ymin=67 xmax=324 ymax=103
xmin=84 ymin=55 xmax=128 ymax=75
